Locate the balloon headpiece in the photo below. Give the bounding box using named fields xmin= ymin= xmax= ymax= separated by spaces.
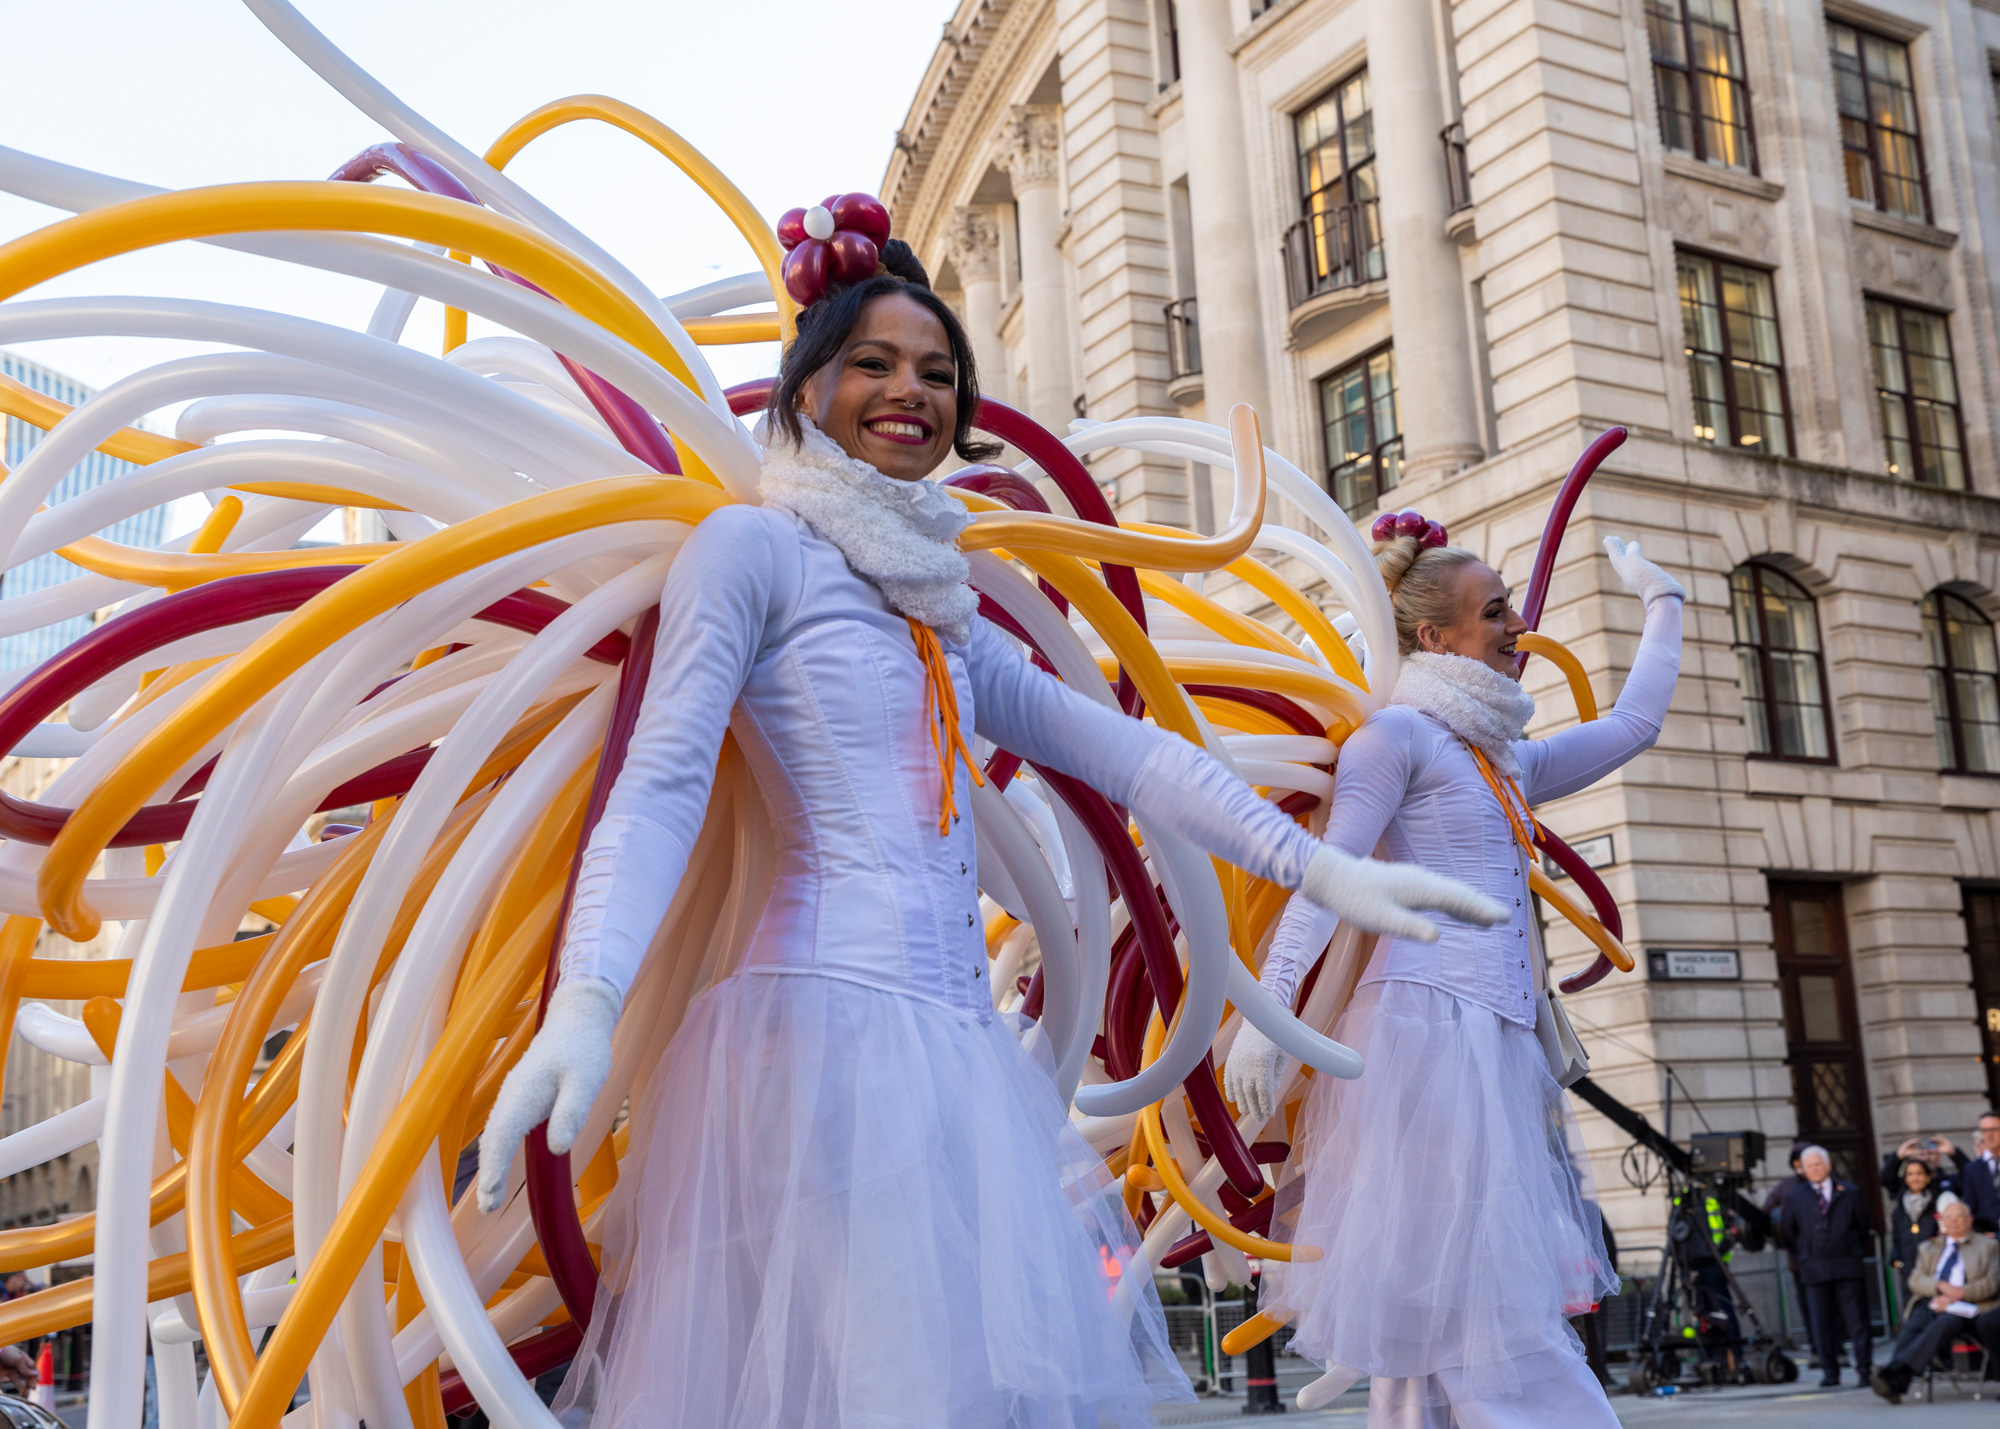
xmin=1370 ymin=507 xmax=1448 ymax=549
xmin=776 ymin=193 xmax=894 ymax=306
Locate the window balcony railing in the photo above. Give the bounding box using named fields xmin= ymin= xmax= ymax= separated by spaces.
xmin=1281 ymin=199 xmax=1383 ymax=310
xmin=1164 ymin=296 xmax=1201 ymax=379
xmin=1442 ymin=121 xmax=1473 ymax=214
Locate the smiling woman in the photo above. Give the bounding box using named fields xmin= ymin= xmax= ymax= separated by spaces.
xmin=763 ymin=236 xmax=997 ymax=477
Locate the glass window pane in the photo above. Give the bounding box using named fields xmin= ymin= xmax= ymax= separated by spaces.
xmin=1646 ymin=0 xmax=1688 ymax=64
xmin=1731 ymin=363 xmax=1789 ymax=455
xmin=1737 ymin=647 xmax=1770 ymax=753
xmin=1931 ymin=665 xmax=1958 ymax=768
xmin=1690 ymin=354 xmax=1728 ymax=443
xmin=1760 ymin=572 xmax=1819 ymax=652
xmin=1657 ymin=68 xmax=1695 ymax=154
xmin=1322 ymin=345 xmax=1397 ymax=517
xmin=1799 ymin=973 xmax=1844 ymax=1042
xmin=1730 ymin=566 xmax=1759 ymax=645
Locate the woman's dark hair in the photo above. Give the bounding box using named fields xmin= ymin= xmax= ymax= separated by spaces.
xmin=765 ymin=238 xmax=1000 ymax=462
xmin=1902 ymin=1158 xmax=1934 ymax=1185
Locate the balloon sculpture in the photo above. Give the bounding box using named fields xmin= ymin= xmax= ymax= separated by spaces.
xmin=0 ymin=3 xmax=1635 ymax=1426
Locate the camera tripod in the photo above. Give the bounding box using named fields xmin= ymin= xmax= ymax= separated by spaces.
xmin=1627 ymin=1170 xmax=1798 ymax=1391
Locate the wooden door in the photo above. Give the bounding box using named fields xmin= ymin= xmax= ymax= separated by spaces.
xmin=1961 ymin=886 xmax=2000 ymax=1108
xmin=1771 ymin=879 xmax=1880 ymax=1227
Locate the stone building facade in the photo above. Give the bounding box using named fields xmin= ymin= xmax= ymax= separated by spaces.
xmin=886 ymin=0 xmax=2000 ymax=1244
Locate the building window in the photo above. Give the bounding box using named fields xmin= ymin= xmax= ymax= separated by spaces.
xmin=1831 ymin=20 xmax=1929 ymax=222
xmin=1319 ymin=345 xmax=1400 ymax=517
xmin=1646 ymin=0 xmax=1757 ymax=171
xmin=1925 ymin=591 xmax=2000 ymax=774
xmin=1285 ymin=70 xmax=1382 ymax=303
xmin=1730 ymin=563 xmax=1834 ymax=761
xmin=1157 ymin=0 xmax=1180 ymax=89
xmin=1867 ymin=298 xmax=1964 ymax=489
xmin=1677 ymin=251 xmax=1791 ymax=456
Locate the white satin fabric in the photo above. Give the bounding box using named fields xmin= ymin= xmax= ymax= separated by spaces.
xmin=560 ymin=501 xmax=1324 ymax=1011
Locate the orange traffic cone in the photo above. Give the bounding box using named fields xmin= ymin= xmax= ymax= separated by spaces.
xmin=32 ymin=1341 xmax=51 ymax=1409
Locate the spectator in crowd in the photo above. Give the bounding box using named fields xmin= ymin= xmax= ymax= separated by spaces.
xmin=1882 ymin=1135 xmax=1961 ymax=1195
xmin=1766 ymin=1141 xmax=1811 ymax=1221
xmin=1958 ymin=1112 xmax=2000 ymax=1231
xmin=1777 ymin=1145 xmax=1873 ymax=1388
xmin=1767 ymin=1141 xmax=1813 ymax=1358
xmin=1888 ymin=1158 xmax=1945 ymax=1291
xmin=1871 ymin=1195 xmax=1996 ymax=1402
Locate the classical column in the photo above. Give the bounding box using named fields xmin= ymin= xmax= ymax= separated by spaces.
xmin=1000 ymin=104 xmax=1076 ymax=437
xmin=1370 ymin=0 xmax=1484 ymax=481
xmin=946 ymin=205 xmax=1008 ymax=405
xmin=1175 ymin=0 xmax=1270 ymax=425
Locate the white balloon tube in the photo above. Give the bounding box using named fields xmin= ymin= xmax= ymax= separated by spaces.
xmin=663 ymin=271 xmax=771 ymax=317
xmin=0 ymin=1093 xmax=103 ymax=1176
xmin=1044 ymin=784 xmax=1111 ymax=1105
xmin=967 ymin=776 xmax=1080 ymax=1071
xmin=238 ymin=0 xmax=728 ymax=416
xmin=1226 ymin=955 xmax=1363 ymax=1079
xmin=87 ymin=642 xmax=352 ymax=1429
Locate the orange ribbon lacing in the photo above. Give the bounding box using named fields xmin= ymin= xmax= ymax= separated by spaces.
xmin=908 ymin=618 xmax=986 ymax=836
xmin=1467 ymin=745 xmax=1541 ymax=861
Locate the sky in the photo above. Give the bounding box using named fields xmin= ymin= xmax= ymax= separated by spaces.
xmin=0 ymin=0 xmax=958 ymax=532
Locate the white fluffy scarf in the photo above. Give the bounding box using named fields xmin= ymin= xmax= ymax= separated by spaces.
xmin=1391 ymin=651 xmax=1537 ymax=778
xmin=755 ymin=416 xmax=979 ymax=642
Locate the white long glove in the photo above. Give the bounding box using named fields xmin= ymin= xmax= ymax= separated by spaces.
xmin=475 ymin=978 xmax=621 ymax=1213
xmin=1604 ymin=535 xmax=1685 ymax=608
xmin=1298 ymin=844 xmax=1507 ymax=943
xmin=1223 ymin=1021 xmax=1287 ymax=1125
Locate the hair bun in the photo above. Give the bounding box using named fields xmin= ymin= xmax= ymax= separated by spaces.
xmin=1372 ymin=533 xmax=1422 ymax=596
xmin=878 ymin=238 xmax=930 ymax=289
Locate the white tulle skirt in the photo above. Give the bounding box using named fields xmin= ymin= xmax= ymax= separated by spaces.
xmin=552 ymin=968 xmax=1190 ymax=1428
xmin=1264 ymin=978 xmax=1617 ymax=1407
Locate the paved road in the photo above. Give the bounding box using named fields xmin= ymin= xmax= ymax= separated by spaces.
xmin=1153 ymin=1378 xmax=1997 ymax=1425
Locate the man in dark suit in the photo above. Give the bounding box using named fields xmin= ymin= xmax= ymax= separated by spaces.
xmin=1778 ymin=1145 xmax=1873 ymax=1387
xmin=1959 ymin=1112 xmax=2000 ymax=1231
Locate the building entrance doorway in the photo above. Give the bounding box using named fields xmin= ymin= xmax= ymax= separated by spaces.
xmin=1960 ymin=885 xmax=2000 ymax=1107
xmin=1771 ymin=879 xmax=1879 ymax=1226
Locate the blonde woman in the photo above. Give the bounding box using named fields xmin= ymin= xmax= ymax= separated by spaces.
xmin=1226 ymin=515 xmax=1683 ymax=1428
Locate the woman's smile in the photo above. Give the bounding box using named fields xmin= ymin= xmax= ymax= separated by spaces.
xmin=864 ymin=414 xmax=934 ymax=445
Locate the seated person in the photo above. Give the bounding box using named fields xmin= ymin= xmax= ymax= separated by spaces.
xmin=1873 ymin=1195 xmax=1996 ymax=1402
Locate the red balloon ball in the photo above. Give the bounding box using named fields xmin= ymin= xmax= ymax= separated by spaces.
xmin=783 ymin=241 xmax=830 ymax=306
xmin=830 ymin=192 xmax=892 ymax=247
xmin=827 ymin=230 xmax=880 ymax=285
xmin=1421 ymin=520 xmax=1448 ymax=548
xmin=776 ymin=207 xmax=808 ymax=251
xmin=1369 ymin=513 xmax=1398 ymax=542
xmin=819 ymin=194 xmax=842 ymax=214
xmin=1393 ymin=509 xmax=1425 ymax=538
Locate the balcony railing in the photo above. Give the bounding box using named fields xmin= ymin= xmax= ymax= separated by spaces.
xmin=1164 ymin=296 xmax=1201 ymax=379
xmin=1443 ymin=121 xmax=1473 ymax=214
xmin=1281 ymin=200 xmax=1383 ymax=311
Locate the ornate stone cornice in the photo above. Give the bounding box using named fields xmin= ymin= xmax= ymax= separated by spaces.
xmin=946 ymin=206 xmax=1002 ymax=283
xmin=1000 ymin=104 xmax=1063 ymax=193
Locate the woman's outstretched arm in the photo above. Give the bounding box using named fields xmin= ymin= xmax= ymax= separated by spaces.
xmin=966 ymin=620 xmax=1501 ymax=944
xmin=1514 ymin=540 xmax=1684 ymax=804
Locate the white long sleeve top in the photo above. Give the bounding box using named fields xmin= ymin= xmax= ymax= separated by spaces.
xmin=1258 ymin=596 xmax=1682 ymax=1028
xmin=559 ymin=502 xmax=1325 ymax=1021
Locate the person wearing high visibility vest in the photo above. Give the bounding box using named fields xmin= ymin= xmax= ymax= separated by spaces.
xmin=1674 ymin=1184 xmax=1741 ymax=1364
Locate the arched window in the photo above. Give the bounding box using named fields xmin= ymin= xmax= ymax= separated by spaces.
xmin=1730 ymin=563 xmax=1834 ymax=761
xmin=1924 ymin=590 xmax=2000 ymax=774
